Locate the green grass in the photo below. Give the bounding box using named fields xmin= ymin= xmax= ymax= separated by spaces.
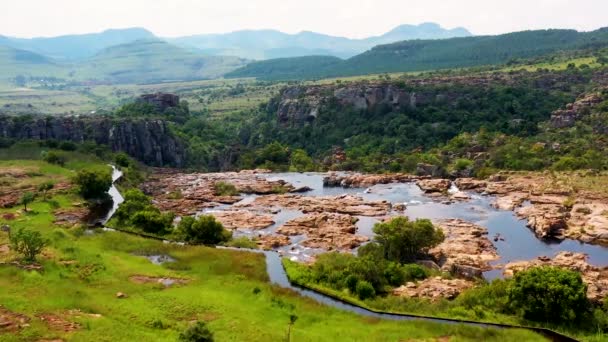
xmin=0 ymin=158 xmax=547 ymax=341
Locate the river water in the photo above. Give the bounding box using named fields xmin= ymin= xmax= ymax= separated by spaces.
xmin=216 ymin=172 xmax=608 ymax=279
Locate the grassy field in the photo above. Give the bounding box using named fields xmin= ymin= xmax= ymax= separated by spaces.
xmin=0 ymin=157 xmax=546 ymax=341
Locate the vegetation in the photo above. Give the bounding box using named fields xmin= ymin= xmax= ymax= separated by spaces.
xmin=9 ymin=228 xmax=47 ymax=262
xmin=176 ymin=215 xmax=232 ymax=245
xmin=112 ymin=189 xmax=175 ymax=235
xmin=19 ymin=192 xmax=35 ymax=212
xmin=178 ymin=321 xmax=214 ymax=342
xmin=508 ymin=267 xmax=589 ymax=323
xmin=370 ymin=217 xmax=445 ymax=263
xmin=73 ymin=168 xmax=112 ymax=200
xmin=213 ymin=181 xmax=238 ymax=196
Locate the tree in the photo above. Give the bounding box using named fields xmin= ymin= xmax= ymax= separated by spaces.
xmin=286 ymin=314 xmax=298 ymax=342
xmin=37 ymin=181 xmax=55 ymax=200
xmin=41 ymin=151 xmax=66 ymax=166
xmin=177 ymin=215 xmax=231 ymax=245
xmin=73 ymin=169 xmax=112 ymax=200
xmin=289 ymin=149 xmax=315 ymax=172
xmin=20 ymin=192 xmax=35 ymax=212
xmin=372 ymin=217 xmax=445 ymax=263
xmin=355 ymin=280 xmax=376 ymax=299
xmin=178 ymin=321 xmax=214 ymax=342
xmin=10 ymin=228 xmax=47 ymax=262
xmin=508 ymin=267 xmax=589 ymax=323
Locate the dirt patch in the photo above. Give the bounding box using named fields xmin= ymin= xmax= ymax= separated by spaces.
xmin=0 ymin=245 xmax=9 ymax=255
xmin=37 ymin=313 xmax=80 ymax=332
xmin=0 ymin=306 xmax=30 ymax=332
xmin=129 ymin=275 xmax=189 ymax=287
xmin=53 ymin=207 xmax=90 ymax=227
xmin=2 ymin=213 xmax=18 ymax=220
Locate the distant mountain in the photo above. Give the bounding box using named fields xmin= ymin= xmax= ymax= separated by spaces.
xmin=0 ymin=45 xmax=66 ymax=79
xmin=227 ymin=27 xmax=608 ymax=80
xmin=76 ymin=39 xmax=248 ymax=83
xmin=0 ymin=28 xmax=156 ymax=60
xmin=169 ymin=23 xmax=472 ymax=60
xmin=0 ymin=39 xmax=248 ymax=84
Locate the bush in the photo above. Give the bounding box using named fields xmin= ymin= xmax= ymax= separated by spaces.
xmin=224 ymin=236 xmax=258 ymax=249
xmin=73 ymin=169 xmax=112 ymax=200
xmin=37 ymin=181 xmax=54 ymax=200
xmin=345 ymin=274 xmax=360 ymax=293
xmin=508 ymin=266 xmax=589 ymax=323
xmin=355 ymin=280 xmax=376 ymax=300
xmin=131 ymin=211 xmax=175 ymax=234
xmin=41 ymin=151 xmax=66 ymax=166
xmin=114 ymin=152 xmax=131 ymax=167
xmin=372 ymin=217 xmax=445 ymax=263
xmin=178 ymin=321 xmax=214 ymax=342
xmin=402 ymin=264 xmax=429 ymax=282
xmin=213 ymin=181 xmax=238 ymax=196
xmin=10 ymin=228 xmax=47 ymax=262
xmin=177 ymin=215 xmax=232 ymax=245
xmin=20 ymin=192 xmax=35 ymax=211
xmin=58 ymin=141 xmax=77 ymax=151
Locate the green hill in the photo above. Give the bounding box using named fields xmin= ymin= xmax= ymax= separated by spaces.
xmin=224 ymin=55 xmax=342 ymax=80
xmin=0 ymin=46 xmax=67 ymax=80
xmin=228 ymin=28 xmax=608 ymax=80
xmin=76 ymin=39 xmax=248 ymax=84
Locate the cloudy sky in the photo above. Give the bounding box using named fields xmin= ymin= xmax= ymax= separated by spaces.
xmin=1 ymin=0 xmax=606 ymax=38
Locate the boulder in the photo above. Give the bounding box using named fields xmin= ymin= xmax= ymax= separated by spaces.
xmin=392 ymin=277 xmax=475 ymax=300
xmin=416 ymin=179 xmax=451 ymax=193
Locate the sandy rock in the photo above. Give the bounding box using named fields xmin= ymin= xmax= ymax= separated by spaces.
xmin=209 ymin=210 xmax=275 ymax=230
xmin=53 ymin=207 xmax=90 ymax=227
xmin=142 ymin=171 xmax=296 ymax=215
xmin=277 ymin=213 xmax=369 ymax=250
xmin=115 ymin=292 xmax=127 ymax=299
xmin=257 ymin=235 xmax=291 ymax=250
xmin=430 ymin=219 xmax=499 ymax=277
xmin=504 ymin=252 xmax=608 ymax=302
xmin=450 ymin=191 xmax=471 ymax=201
xmin=516 ymin=204 xmax=568 ymax=240
xmin=392 ymin=277 xmax=475 ymax=300
xmin=323 ymin=172 xmax=419 ymax=188
xmin=454 ymin=178 xmax=487 ymax=190
xmin=241 ymin=194 xmax=391 ymax=217
xmin=38 ymin=313 xmax=81 ymax=332
xmin=129 ymin=275 xmax=188 ymax=287
xmin=416 ymin=179 xmax=451 ymax=193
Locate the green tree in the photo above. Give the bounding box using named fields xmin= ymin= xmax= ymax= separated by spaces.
xmin=178 ymin=321 xmax=214 ymax=342
xmin=73 ymin=168 xmax=112 ymax=200
xmin=508 ymin=267 xmax=589 ymax=323
xmin=355 ymin=280 xmax=376 ymax=299
xmin=289 ymin=149 xmax=314 ymax=171
xmin=37 ymin=181 xmax=55 ymax=200
xmin=9 ymin=228 xmax=47 ymax=262
xmin=177 ymin=215 xmax=232 ymax=245
xmin=286 ymin=314 xmax=298 ymax=342
xmin=41 ymin=151 xmax=66 ymax=166
xmin=372 ymin=217 xmax=445 ymax=263
xmin=20 ymin=192 xmax=35 ymax=212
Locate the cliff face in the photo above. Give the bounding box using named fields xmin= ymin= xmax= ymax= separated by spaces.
xmin=0 ymin=116 xmax=185 ymax=167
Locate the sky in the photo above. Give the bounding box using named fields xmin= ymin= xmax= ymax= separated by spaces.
xmin=1 ymin=0 xmax=607 ymax=38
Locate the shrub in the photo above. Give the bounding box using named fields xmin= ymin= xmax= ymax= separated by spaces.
xmin=213 ymin=181 xmax=238 ymax=196
xmin=372 ymin=217 xmax=445 ymax=263
xmin=37 ymin=181 xmax=55 ymax=200
xmin=508 ymin=266 xmax=589 ymax=323
xmin=10 ymin=228 xmax=47 ymax=262
xmin=345 ymin=274 xmax=360 ymax=293
xmin=355 ymin=280 xmax=376 ymax=300
xmin=131 ymin=211 xmax=175 ymax=235
xmin=452 ymin=158 xmax=473 ymax=171
xmin=41 ymin=151 xmax=66 ymax=166
xmin=402 ymin=264 xmax=429 ymax=282
xmin=224 ymin=236 xmax=258 ymax=249
xmin=178 ymin=321 xmax=214 ymax=342
xmin=58 ymin=141 xmax=77 ymax=151
xmin=177 ymin=215 xmax=232 ymax=245
xmin=73 ymin=169 xmax=112 ymax=200
xmin=114 ymin=152 xmax=131 ymax=167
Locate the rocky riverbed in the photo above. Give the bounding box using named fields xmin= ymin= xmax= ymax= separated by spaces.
xmin=142 ymin=170 xmax=608 ymax=301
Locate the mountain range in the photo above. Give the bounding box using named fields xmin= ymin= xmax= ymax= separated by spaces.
xmin=0 ymin=23 xmax=471 ymax=61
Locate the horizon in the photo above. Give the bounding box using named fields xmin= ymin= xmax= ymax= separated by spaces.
xmin=1 ymin=0 xmax=607 ymax=39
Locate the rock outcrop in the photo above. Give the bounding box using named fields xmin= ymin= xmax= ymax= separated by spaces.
xmin=392 ymin=277 xmax=475 ymax=300
xmin=276 ymin=213 xmax=368 ymax=250
xmin=416 ymin=179 xmax=451 ymax=193
xmin=240 ymin=194 xmax=392 ymax=216
xmin=550 ymin=92 xmax=604 ymax=128
xmin=0 ymin=116 xmax=185 ymax=167
xmin=504 ymin=252 xmax=608 ymax=302
xmin=138 ymin=93 xmax=180 ymax=112
xmin=322 ymin=172 xmax=420 ymax=188
xmin=430 ymin=219 xmax=499 ymax=278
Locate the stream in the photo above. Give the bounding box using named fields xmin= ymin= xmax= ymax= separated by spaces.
xmin=103 ymin=170 xmax=590 ymax=340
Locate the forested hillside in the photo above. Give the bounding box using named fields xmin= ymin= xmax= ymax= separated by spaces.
xmin=227 ymin=28 xmax=608 ymax=80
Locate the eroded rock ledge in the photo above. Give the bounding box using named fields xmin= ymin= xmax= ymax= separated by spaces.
xmin=430 ymin=219 xmax=499 ymax=278
xmin=238 ymin=194 xmax=392 ymax=216
xmin=276 ymin=213 xmax=368 ymax=250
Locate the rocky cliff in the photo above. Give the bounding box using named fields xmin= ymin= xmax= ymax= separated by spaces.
xmin=0 ymin=116 xmax=185 ymax=167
